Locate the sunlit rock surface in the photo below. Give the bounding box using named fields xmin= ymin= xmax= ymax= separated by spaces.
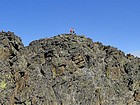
xmin=0 ymin=31 xmax=139 ymax=105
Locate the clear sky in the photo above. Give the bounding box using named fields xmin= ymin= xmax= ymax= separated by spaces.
xmin=0 ymin=0 xmax=140 ymax=57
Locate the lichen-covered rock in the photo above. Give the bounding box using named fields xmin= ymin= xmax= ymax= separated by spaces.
xmin=0 ymin=31 xmax=139 ymax=105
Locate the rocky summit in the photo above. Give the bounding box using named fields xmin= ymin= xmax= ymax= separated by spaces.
xmin=0 ymin=31 xmax=140 ymax=105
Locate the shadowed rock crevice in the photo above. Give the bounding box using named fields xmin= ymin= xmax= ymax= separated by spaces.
xmin=0 ymin=31 xmax=139 ymax=105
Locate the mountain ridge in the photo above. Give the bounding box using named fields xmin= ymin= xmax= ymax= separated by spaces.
xmin=0 ymin=31 xmax=139 ymax=105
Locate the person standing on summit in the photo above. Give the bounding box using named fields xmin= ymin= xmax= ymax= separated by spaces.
xmin=70 ymin=28 xmax=75 ymax=35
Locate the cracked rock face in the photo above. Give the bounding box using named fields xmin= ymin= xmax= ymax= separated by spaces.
xmin=0 ymin=31 xmax=140 ymax=105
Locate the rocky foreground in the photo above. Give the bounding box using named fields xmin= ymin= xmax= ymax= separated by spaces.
xmin=0 ymin=31 xmax=140 ymax=105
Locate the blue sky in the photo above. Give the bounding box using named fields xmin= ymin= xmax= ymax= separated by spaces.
xmin=0 ymin=0 xmax=140 ymax=56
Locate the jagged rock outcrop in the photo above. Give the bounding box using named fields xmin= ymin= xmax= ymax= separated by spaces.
xmin=0 ymin=31 xmax=140 ymax=105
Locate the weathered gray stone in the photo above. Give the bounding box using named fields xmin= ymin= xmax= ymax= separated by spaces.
xmin=0 ymin=31 xmax=139 ymax=105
